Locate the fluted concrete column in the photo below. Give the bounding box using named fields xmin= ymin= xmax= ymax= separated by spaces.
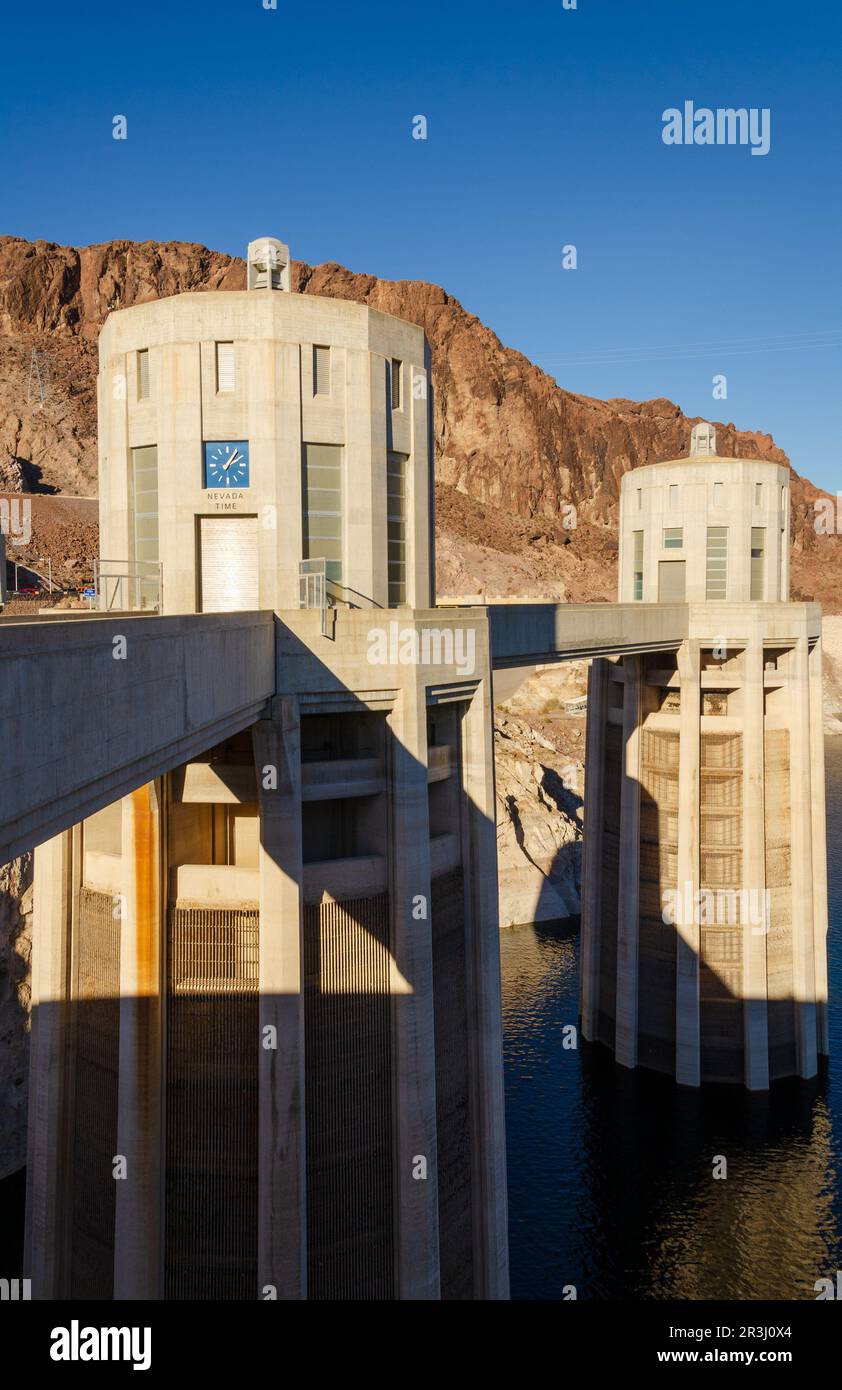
xmin=25 ymin=828 xmax=75 ymax=1298
xmin=114 ymin=781 xmax=163 ymax=1299
xmin=742 ymin=635 xmax=769 ymax=1090
xmin=387 ymin=676 xmax=440 ymax=1299
xmin=675 ymin=641 xmax=701 ymax=1087
xmin=580 ymin=658 xmax=608 ymax=1041
xmin=615 ymin=655 xmax=642 ymax=1070
xmin=461 ymin=673 xmax=509 ymax=1299
xmin=790 ymin=635 xmax=818 ymax=1078
xmin=808 ymin=637 xmax=829 ymax=1056
xmin=252 ymin=698 xmax=306 ymax=1300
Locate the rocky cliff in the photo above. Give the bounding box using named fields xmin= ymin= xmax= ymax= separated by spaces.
xmin=495 ymin=666 xmax=589 ymax=927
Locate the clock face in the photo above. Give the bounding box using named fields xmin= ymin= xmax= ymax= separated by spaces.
xmin=204 ymin=440 xmax=250 ymax=489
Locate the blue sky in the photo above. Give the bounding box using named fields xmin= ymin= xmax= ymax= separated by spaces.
xmin=2 ymin=0 xmax=840 ymax=489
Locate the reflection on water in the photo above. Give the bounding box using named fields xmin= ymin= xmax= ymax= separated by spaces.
xmin=501 ymin=736 xmax=842 ymax=1301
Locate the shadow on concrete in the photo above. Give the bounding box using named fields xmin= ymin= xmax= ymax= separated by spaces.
xmin=5 ymin=612 xmax=500 ymax=1301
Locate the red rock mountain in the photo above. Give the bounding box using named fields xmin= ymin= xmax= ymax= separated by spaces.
xmin=0 ymin=235 xmax=838 ymax=608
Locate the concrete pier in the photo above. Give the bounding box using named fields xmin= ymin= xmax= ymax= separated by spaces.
xmin=581 ymin=427 xmax=829 ymax=1088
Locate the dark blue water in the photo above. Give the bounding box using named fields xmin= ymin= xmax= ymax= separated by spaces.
xmin=501 ymin=736 xmax=842 ymax=1300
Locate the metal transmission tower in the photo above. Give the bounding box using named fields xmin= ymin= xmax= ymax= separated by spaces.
xmin=27 ymin=349 xmax=50 ymax=410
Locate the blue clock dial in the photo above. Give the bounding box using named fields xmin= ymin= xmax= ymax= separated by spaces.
xmin=204 ymin=440 xmax=250 ymax=489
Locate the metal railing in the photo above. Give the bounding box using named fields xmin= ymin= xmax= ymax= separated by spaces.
xmin=94 ymin=559 xmax=163 ymax=612
xmin=299 ymin=558 xmax=330 ymax=636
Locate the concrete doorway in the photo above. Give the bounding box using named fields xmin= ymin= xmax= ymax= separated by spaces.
xmin=198 ymin=515 xmax=259 ymax=612
xmin=658 ymin=559 xmax=686 ymax=603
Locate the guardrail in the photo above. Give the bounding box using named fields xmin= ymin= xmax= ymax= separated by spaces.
xmin=94 ymin=558 xmax=163 ymax=612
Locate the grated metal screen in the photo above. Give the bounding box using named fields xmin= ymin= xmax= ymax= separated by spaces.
xmin=165 ymin=906 xmax=259 ymax=1299
xmin=69 ymin=888 xmax=121 ymax=1300
xmin=432 ymin=867 xmax=474 ymax=1299
xmin=700 ymin=733 xmax=744 ymax=1081
xmin=304 ymin=893 xmax=394 ymax=1300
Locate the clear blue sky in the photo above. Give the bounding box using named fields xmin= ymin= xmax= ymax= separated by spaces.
xmin=2 ymin=0 xmax=840 ymax=489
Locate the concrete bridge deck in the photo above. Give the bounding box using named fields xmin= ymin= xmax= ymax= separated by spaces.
xmin=0 ymin=611 xmax=274 ymax=864
xmin=486 ymin=602 xmax=688 ymax=666
xmin=0 ymin=598 xmax=766 ymax=865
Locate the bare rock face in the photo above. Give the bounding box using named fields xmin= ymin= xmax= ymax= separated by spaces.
xmin=0 ymin=855 xmax=32 ymax=1181
xmin=495 ymin=667 xmax=590 ymax=928
xmin=822 ymin=617 xmax=842 ymax=734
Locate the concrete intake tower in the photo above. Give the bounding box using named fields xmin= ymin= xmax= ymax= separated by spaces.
xmin=580 ymin=424 xmax=828 ymax=1088
xmin=24 ymin=237 xmax=508 ymax=1301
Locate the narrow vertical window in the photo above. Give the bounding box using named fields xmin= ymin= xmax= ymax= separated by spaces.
xmin=632 ymin=529 xmax=644 ymax=601
xmin=302 ymin=443 xmax=343 ymax=587
xmin=313 ymin=345 xmax=331 ymax=396
xmin=387 ymin=452 xmax=408 ymax=606
xmin=750 ymin=527 xmax=765 ymax=601
xmin=706 ymin=526 xmax=728 ymax=599
xmin=713 ymin=481 xmax=724 ymax=507
xmin=216 ymin=342 xmax=235 ymax=393
xmin=137 ymin=349 xmax=150 ymax=400
xmin=636 ymin=487 xmax=642 ymax=510
xmin=755 ymin=482 xmax=763 ymax=506
xmin=669 ymin=483 xmax=679 ymax=509
xmin=131 ymin=445 xmax=158 ymax=606
xmin=390 ymin=358 xmax=402 ymax=410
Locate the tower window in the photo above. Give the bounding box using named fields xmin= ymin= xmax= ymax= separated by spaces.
xmin=216 ymin=342 xmax=235 ymax=394
xmin=632 ymin=529 xmax=644 ymax=601
xmin=137 ymin=350 xmax=150 ymax=400
xmin=302 ymin=443 xmax=343 ymax=587
xmin=669 ymin=484 xmax=679 ymax=508
xmin=755 ymin=482 xmax=763 ymax=506
xmin=390 ymin=358 xmax=402 ymax=410
xmin=387 ymin=452 xmax=408 ymax=606
xmin=713 ymin=482 xmax=724 ymax=507
xmin=131 ymin=444 xmax=159 ymax=606
xmin=663 ymin=527 xmax=683 ymax=549
xmin=750 ymin=527 xmax=765 ymax=601
xmin=636 ymin=487 xmax=642 ymax=510
xmin=313 ymin=345 xmax=331 ymax=396
xmin=706 ymin=526 xmax=728 ymax=599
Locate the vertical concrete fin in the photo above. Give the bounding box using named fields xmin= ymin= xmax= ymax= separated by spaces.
xmin=614 ymin=655 xmax=642 ymax=1070
xmin=387 ymin=677 xmax=441 ymax=1299
xmin=114 ymin=781 xmax=162 ymax=1300
xmin=675 ymin=641 xmax=702 ymax=1087
xmin=742 ymin=635 xmax=770 ymax=1090
xmin=253 ymin=699 xmax=307 ymax=1300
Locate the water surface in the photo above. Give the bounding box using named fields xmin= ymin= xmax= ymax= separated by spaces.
xmin=501 ymin=735 xmax=842 ymax=1300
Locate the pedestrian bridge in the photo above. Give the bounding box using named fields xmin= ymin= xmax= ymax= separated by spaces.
xmin=0 ymin=601 xmax=691 ymax=865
